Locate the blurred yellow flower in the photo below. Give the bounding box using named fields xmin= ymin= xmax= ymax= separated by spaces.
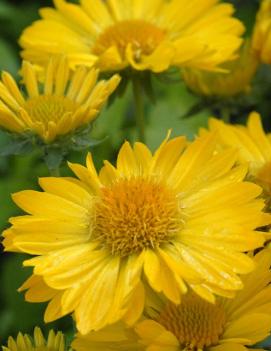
xmin=206 ymin=112 xmax=271 ymax=200
xmin=182 ymin=40 xmax=259 ymax=98
xmin=19 ymin=0 xmax=244 ymax=73
xmin=0 ymin=57 xmax=120 ymax=143
xmin=252 ymin=0 xmax=271 ymax=64
xmin=72 ymin=250 xmax=271 ymax=351
xmin=2 ymin=327 xmax=65 ymax=351
xmin=3 ymin=133 xmax=267 ymax=334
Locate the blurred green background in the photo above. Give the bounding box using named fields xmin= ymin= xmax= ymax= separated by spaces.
xmin=0 ymin=0 xmax=270 ymax=345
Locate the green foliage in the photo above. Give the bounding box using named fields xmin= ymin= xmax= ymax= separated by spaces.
xmin=0 ymin=135 xmax=33 ymax=157
xmin=0 ymin=38 xmax=19 ymax=75
xmin=0 ymin=255 xmax=45 ymax=339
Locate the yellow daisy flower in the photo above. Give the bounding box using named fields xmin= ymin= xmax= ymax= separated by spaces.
xmin=72 ymin=250 xmax=271 ymax=351
xmin=205 ymin=112 xmax=271 ymax=200
xmin=182 ymin=40 xmax=259 ymax=98
xmin=137 ymin=249 xmax=271 ymax=351
xmin=252 ymin=0 xmax=271 ymax=64
xmin=3 ymin=133 xmax=267 ymax=334
xmin=2 ymin=327 xmax=65 ymax=351
xmin=0 ymin=57 xmax=120 ymax=143
xmin=19 ymin=0 xmax=244 ymax=73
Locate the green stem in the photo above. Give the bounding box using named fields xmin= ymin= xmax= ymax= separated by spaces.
xmin=221 ymin=108 xmax=231 ymax=124
xmin=49 ymin=167 xmax=60 ymax=177
xmin=132 ymin=77 xmax=145 ymax=143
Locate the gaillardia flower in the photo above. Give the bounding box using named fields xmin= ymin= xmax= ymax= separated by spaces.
xmin=19 ymin=0 xmax=244 ymax=73
xmin=182 ymin=40 xmax=259 ymax=98
xmin=0 ymin=57 xmax=120 ymax=143
xmin=2 ymin=327 xmax=65 ymax=351
xmin=3 ymin=133 xmax=267 ymax=334
xmin=252 ymin=0 xmax=271 ymax=64
xmin=72 ymin=250 xmax=271 ymax=351
xmin=205 ymin=112 xmax=271 ymax=203
xmin=136 ymin=249 xmax=271 ymax=351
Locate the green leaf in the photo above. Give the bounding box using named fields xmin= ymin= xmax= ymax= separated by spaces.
xmin=180 ymin=100 xmax=210 ymax=119
xmin=145 ymin=83 xmax=210 ymax=149
xmin=43 ymin=148 xmax=64 ymax=174
xmin=0 ymin=137 xmax=33 ymax=156
xmin=71 ymin=134 xmax=107 ymax=151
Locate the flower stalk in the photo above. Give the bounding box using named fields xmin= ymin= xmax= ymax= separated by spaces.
xmin=132 ymin=76 xmax=146 ymax=143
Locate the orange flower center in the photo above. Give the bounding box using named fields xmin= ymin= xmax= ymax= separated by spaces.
xmin=24 ymin=95 xmax=78 ymax=124
xmin=158 ymin=294 xmax=226 ymax=350
xmin=93 ymin=177 xmax=181 ymax=256
xmin=92 ymin=20 xmax=166 ymax=61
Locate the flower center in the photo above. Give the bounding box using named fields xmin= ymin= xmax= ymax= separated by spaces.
xmin=93 ymin=177 xmax=181 ymax=256
xmin=24 ymin=95 xmax=78 ymax=124
xmin=92 ymin=20 xmax=166 ymax=61
xmin=157 ymin=294 xmax=226 ymax=350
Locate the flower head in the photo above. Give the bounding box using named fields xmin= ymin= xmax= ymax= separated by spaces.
xmin=136 ymin=249 xmax=271 ymax=351
xmin=72 ymin=249 xmax=271 ymax=351
xmin=182 ymin=40 xmax=259 ymax=98
xmin=252 ymin=0 xmax=271 ymax=64
xmin=205 ymin=112 xmax=271 ymax=202
xmin=0 ymin=57 xmax=120 ymax=143
xmin=2 ymin=327 xmax=65 ymax=351
xmin=19 ymin=0 xmax=244 ymax=73
xmin=3 ymin=133 xmax=267 ymax=334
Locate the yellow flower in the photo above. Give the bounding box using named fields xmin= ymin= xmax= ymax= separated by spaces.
xmin=72 ymin=250 xmax=271 ymax=351
xmin=205 ymin=112 xmax=271 ymax=200
xmin=19 ymin=0 xmax=244 ymax=73
xmin=3 ymin=133 xmax=267 ymax=334
xmin=2 ymin=327 xmax=65 ymax=351
xmin=72 ymin=322 xmax=142 ymax=351
xmin=182 ymin=40 xmax=259 ymax=98
xmin=252 ymin=0 xmax=271 ymax=64
xmin=0 ymin=57 xmax=120 ymax=143
xmin=137 ymin=249 xmax=271 ymax=351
